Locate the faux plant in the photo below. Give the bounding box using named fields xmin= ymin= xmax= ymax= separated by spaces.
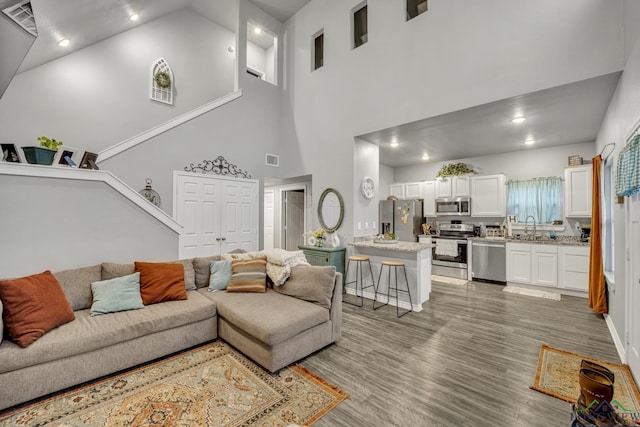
xmin=436 ymin=162 xmax=474 ymax=177
xmin=37 ymin=136 xmax=63 ymax=151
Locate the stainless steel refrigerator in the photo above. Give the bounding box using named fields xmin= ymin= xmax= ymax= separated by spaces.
xmin=379 ymin=199 xmax=424 ymax=242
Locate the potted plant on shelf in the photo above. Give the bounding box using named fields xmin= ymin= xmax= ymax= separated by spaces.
xmin=22 ymin=136 xmax=63 ymax=165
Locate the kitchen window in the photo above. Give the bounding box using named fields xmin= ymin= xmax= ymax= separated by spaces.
xmin=507 ymin=177 xmax=562 ymax=224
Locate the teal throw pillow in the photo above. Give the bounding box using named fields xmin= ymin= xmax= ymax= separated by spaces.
xmin=90 ymin=272 xmax=144 ymax=317
xmin=209 ymin=260 xmax=232 ymax=291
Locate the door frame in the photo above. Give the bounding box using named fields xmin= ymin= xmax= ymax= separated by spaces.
xmin=280 ymin=184 xmax=308 ymax=249
xmin=625 ymin=192 xmax=640 ymax=372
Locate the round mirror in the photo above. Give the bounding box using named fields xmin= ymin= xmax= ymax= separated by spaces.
xmin=318 ymin=188 xmax=344 ymax=233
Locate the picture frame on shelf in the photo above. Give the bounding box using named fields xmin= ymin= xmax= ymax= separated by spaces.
xmin=1 ymin=143 xmax=21 ymax=163
xmin=79 ymin=151 xmax=99 ymax=170
xmin=53 ymin=146 xmax=78 ymax=167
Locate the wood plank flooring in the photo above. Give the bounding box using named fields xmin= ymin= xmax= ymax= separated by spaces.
xmin=301 ymin=280 xmax=620 ymax=427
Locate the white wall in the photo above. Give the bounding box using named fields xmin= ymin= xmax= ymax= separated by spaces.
xmin=0 ymin=175 xmax=178 ymax=278
xmin=247 ymin=41 xmax=267 ymax=75
xmin=279 ymin=0 xmax=623 ymax=248
xmin=379 ymin=163 xmax=394 ymax=200
xmin=353 ymin=138 xmax=379 ymax=236
xmin=592 ymin=0 xmax=640 ymax=357
xmin=0 ymin=8 xmax=235 ymax=153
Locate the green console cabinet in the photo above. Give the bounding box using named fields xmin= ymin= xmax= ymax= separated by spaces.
xmin=298 ymin=245 xmax=346 ymax=283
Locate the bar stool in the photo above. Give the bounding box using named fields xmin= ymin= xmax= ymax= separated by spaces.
xmin=373 ymin=260 xmax=413 ymax=318
xmin=344 ymin=255 xmax=376 ymax=307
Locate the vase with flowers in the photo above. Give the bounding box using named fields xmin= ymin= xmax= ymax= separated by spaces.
xmin=313 ymin=228 xmax=326 ymax=247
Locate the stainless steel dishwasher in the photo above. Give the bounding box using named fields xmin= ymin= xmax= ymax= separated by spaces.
xmin=471 ymin=240 xmax=506 ymax=283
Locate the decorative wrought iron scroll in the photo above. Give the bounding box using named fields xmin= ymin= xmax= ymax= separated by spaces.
xmin=184 ymin=156 xmax=252 ymax=179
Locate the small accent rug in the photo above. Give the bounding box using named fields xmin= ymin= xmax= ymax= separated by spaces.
xmin=531 ymin=344 xmax=640 ymax=412
xmin=0 ymin=341 xmax=348 ymax=427
xmin=503 ymin=285 xmax=561 ymax=300
xmin=431 ymin=275 xmax=468 ymax=285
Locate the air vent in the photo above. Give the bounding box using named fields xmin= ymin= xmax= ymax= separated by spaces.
xmin=265 ymin=153 xmax=279 ymax=167
xmin=3 ymin=0 xmax=37 ymax=36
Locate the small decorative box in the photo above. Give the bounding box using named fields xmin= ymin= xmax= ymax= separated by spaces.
xmin=568 ymin=155 xmax=583 ymax=166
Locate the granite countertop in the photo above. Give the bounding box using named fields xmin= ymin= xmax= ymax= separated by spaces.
xmin=350 ymin=239 xmax=434 ymax=253
xmin=468 ymin=236 xmax=589 ymax=247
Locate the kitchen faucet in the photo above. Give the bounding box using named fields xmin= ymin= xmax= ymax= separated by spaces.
xmin=525 ymin=215 xmax=537 ymax=240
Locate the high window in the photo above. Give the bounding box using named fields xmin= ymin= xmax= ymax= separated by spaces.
xmin=507 ymin=177 xmax=563 ymax=224
xmin=312 ymin=30 xmax=324 ymax=70
xmin=352 ymin=2 xmax=368 ymax=49
xmin=406 ymin=0 xmax=428 ymax=21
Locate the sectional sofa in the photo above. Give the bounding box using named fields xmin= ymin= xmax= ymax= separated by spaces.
xmin=0 ymin=254 xmax=342 ymax=411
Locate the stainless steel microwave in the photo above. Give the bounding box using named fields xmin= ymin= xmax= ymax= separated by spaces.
xmin=435 ymin=197 xmax=471 ymax=216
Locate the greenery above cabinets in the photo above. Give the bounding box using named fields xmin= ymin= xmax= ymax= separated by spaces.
xmin=436 ymin=162 xmax=474 ymax=178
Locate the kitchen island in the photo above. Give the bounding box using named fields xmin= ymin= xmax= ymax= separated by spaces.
xmin=349 ymin=239 xmax=435 ymax=312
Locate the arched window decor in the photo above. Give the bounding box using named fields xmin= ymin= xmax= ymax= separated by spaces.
xmin=150 ymin=58 xmax=174 ymax=105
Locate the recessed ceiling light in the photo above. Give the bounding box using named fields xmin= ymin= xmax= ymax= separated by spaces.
xmin=254 ymin=27 xmax=262 ymax=34
xmin=129 ymin=13 xmax=139 ymax=21
xmin=525 ymin=139 xmax=535 ymax=145
xmin=422 ymin=153 xmax=429 ymax=160
xmin=511 ymin=116 xmax=526 ymax=124
xmin=57 ymin=39 xmax=70 ymax=47
xmin=390 ymin=141 xmax=399 ymax=147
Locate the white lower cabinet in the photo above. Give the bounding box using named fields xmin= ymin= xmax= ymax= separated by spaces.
xmin=532 ymin=245 xmax=558 ymax=287
xmin=506 ymin=243 xmax=531 ymax=283
xmin=507 ymin=242 xmax=588 ymax=292
xmin=558 ymin=246 xmax=590 ymax=292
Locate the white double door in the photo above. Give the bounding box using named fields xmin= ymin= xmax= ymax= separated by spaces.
xmin=174 ymin=172 xmax=259 ymax=258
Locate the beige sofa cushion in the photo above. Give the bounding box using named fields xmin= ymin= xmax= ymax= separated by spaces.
xmin=198 ymin=289 xmax=329 ymax=346
xmin=53 ymin=265 xmax=102 ymax=311
xmin=193 ymin=256 xmax=222 ymax=288
xmin=274 ymin=266 xmax=336 ymax=309
xmin=0 ymin=290 xmax=216 ymax=375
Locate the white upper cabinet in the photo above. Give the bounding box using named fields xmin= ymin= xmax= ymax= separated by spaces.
xmin=564 ymin=165 xmax=592 ymax=218
xmin=423 ymin=180 xmax=436 ymax=216
xmin=404 ymin=182 xmax=423 ymax=199
xmin=436 ymin=176 xmax=470 ymax=198
xmin=471 ymin=174 xmax=506 ymax=217
xmin=388 ymin=183 xmax=405 ymax=199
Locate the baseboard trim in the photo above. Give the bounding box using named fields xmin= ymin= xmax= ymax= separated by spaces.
xmin=604 ymin=313 xmax=626 ymax=363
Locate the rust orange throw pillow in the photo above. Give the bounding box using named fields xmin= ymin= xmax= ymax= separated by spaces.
xmin=0 ymin=270 xmax=75 ymax=348
xmin=134 ymin=262 xmax=187 ymax=305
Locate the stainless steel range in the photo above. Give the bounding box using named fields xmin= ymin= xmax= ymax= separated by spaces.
xmin=432 ymin=223 xmax=474 ymax=280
